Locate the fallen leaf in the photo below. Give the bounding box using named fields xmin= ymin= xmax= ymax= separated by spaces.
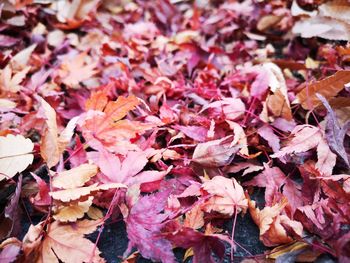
xmin=183 ymin=205 xmax=205 ymax=230
xmin=0 ymin=238 xmax=22 ymax=263
xmin=295 ymin=71 xmax=350 ymax=110
xmin=0 ymin=65 xmax=31 ymax=93
xmin=257 ymin=125 xmax=281 ymax=152
xmin=22 ymin=220 xmax=105 ymax=263
xmin=0 ymin=176 xmax=22 ymax=239
xmin=49 ymin=183 xmax=126 ymax=202
xmin=317 ymin=93 xmax=350 ymax=167
xmin=58 ymin=52 xmax=98 ymax=88
xmin=53 ymin=196 xmax=93 ymax=222
xmin=38 ymin=97 xmax=59 ymax=169
xmin=52 ymin=163 xmax=98 ymax=189
xmin=271 ymin=125 xmax=336 ymax=175
xmin=192 ymin=136 xmax=240 ymax=167
xmin=248 ymin=197 xmax=303 ymax=247
xmin=0 ymin=134 xmax=34 ymax=180
xmin=201 ymin=176 xmax=248 ymax=216
xmin=125 ymin=191 xmax=176 ymax=263
xmin=80 ymin=94 xmax=152 ymax=152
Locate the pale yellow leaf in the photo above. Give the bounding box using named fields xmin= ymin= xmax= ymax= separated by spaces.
xmin=53 ymin=197 xmax=93 ymax=222
xmin=0 ymin=134 xmax=34 ymax=180
xmin=52 ymin=163 xmax=98 ymax=189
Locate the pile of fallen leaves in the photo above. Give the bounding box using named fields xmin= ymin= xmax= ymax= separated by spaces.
xmin=0 ymin=0 xmax=350 ymax=262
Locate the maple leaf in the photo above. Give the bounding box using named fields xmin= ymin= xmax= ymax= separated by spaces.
xmin=200 ymin=98 xmax=246 ymax=121
xmin=257 ymin=125 xmax=280 ymax=152
xmin=0 ymin=65 xmax=30 ymax=93
xmin=80 ymin=92 xmax=153 ymax=153
xmin=201 ymin=176 xmax=248 ymax=216
xmin=58 ymin=52 xmax=98 ymax=88
xmin=38 ymin=97 xmax=60 ymax=168
xmin=295 ymin=71 xmax=350 ymax=110
xmin=317 ymin=93 xmax=350 ymax=167
xmin=226 ymin=120 xmax=249 ymax=155
xmin=10 ymin=44 xmax=36 ymax=71
xmin=30 ymin=173 xmax=51 ymax=207
xmin=271 ymin=125 xmax=337 ymax=176
xmin=125 ymin=191 xmax=176 ymax=263
xmin=163 ymin=221 xmax=231 ymax=263
xmin=244 ymin=164 xmax=303 ymax=214
xmin=248 ymin=197 xmax=303 ymax=247
xmin=192 ymin=136 xmax=240 ymax=167
xmin=22 ymin=220 xmax=105 ymax=263
xmin=38 ymin=97 xmax=79 ymax=168
xmin=88 ymin=149 xmax=170 ymax=187
xmin=49 ymin=183 xmax=126 ymax=202
xmin=0 ymin=134 xmax=34 ymax=181
xmin=183 ymin=205 xmax=205 ymax=230
xmin=52 ymin=163 xmax=98 ymax=189
xmin=53 ymin=197 xmax=93 ymax=222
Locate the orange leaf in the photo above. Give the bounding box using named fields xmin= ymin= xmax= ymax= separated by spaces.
xmin=39 ymin=97 xmax=59 ymax=168
xmin=248 ymin=198 xmax=303 ymax=247
xmin=85 ymin=90 xmax=109 ymax=112
xmin=296 ymin=70 xmax=350 ymax=110
xmin=81 ymin=95 xmax=153 ymax=152
xmin=183 ymin=205 xmax=205 ymax=229
xmin=267 ymin=89 xmax=293 ymax=121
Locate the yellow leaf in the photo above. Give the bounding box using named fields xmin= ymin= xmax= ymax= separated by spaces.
xmin=52 ymin=163 xmax=98 ymax=189
xmin=183 ymin=248 xmax=194 ymax=261
xmin=268 ymin=241 xmax=308 ymax=259
xmin=53 ymin=197 xmax=93 ymax=222
xmin=87 ymin=206 xmax=104 ymax=220
xmin=49 ymin=183 xmax=127 ymax=202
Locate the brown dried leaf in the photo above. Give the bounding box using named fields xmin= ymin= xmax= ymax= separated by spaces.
xmin=39 ymin=97 xmax=59 ymax=168
xmin=296 ymin=70 xmax=350 ymax=110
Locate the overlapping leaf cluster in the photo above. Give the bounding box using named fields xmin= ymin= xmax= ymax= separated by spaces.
xmin=0 ymin=0 xmax=350 ymax=262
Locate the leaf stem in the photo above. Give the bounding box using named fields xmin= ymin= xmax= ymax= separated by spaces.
xmin=231 ymin=206 xmax=238 ymax=262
